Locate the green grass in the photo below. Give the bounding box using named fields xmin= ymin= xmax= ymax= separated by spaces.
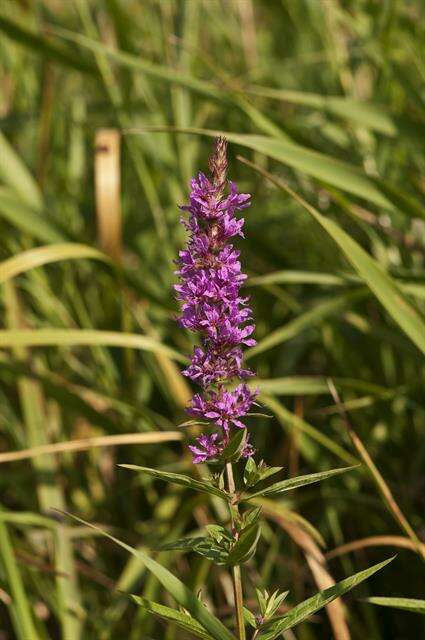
xmin=0 ymin=1 xmax=424 ymax=638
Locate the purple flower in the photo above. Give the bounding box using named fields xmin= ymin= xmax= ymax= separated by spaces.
xmin=175 ymin=137 xmax=257 ymax=463
xmin=188 ymin=384 xmax=258 ymax=432
xmin=188 ymin=433 xmax=221 ymax=464
xmin=188 ymin=429 xmax=255 ymax=464
xmin=183 ymin=346 xmax=254 ymax=388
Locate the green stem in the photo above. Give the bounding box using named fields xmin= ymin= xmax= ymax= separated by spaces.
xmin=226 ymin=462 xmax=246 ymax=640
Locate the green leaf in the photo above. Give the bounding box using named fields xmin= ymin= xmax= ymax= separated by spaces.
xmin=0 ymin=518 xmax=40 ymax=639
xmin=245 ymin=466 xmax=357 ymax=500
xmin=52 ymin=25 xmax=222 ymax=100
xmin=253 ymin=377 xmax=330 ymax=396
xmin=257 ymin=557 xmax=395 ymax=639
xmin=245 ymin=87 xmax=397 ymax=136
xmin=0 ymin=15 xmax=96 ymax=75
xmin=131 ymin=597 xmax=215 ymax=639
xmin=157 ymin=537 xmax=208 ymax=552
xmin=248 ymin=271 xmax=425 ymax=303
xmin=159 ymin=534 xmax=230 ymax=565
xmin=119 ymin=465 xmax=229 ymax=501
xmin=364 ymin=597 xmax=425 ymax=614
xmin=0 ymin=243 xmax=110 ymax=285
xmin=219 ymin=429 xmax=247 ymax=462
xmin=243 ymin=607 xmax=257 ymax=629
xmin=0 ymin=132 xmax=42 ymax=210
xmin=243 ymin=458 xmax=282 ymax=488
xmin=247 ymin=270 xmax=352 ymax=287
xmin=128 ymin=127 xmax=403 ymax=213
xmin=243 ymin=458 xmax=258 ymax=487
xmin=241 ymin=507 xmax=262 ymax=529
xmin=240 ymin=159 xmax=425 ymax=356
xmin=262 ymin=395 xmax=358 ymax=465
xmin=227 ymin=523 xmax=261 ymax=565
xmin=0 ymin=187 xmax=65 ymax=244
xmin=61 ymin=512 xmax=235 ymax=640
xmin=246 ymin=289 xmax=367 ymax=360
xmin=159 ymin=525 xmax=233 ymax=565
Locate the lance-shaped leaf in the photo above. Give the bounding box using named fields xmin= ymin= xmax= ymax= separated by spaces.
xmin=60 ymin=512 xmax=235 ymax=640
xmin=218 ymin=428 xmax=247 ymax=463
xmin=257 ymin=557 xmax=395 ymax=639
xmin=243 ymin=607 xmax=257 ymax=629
xmin=119 ymin=465 xmax=229 ymax=501
xmin=245 ymin=466 xmax=357 ymax=501
xmin=227 ymin=523 xmax=262 ymax=565
xmin=243 ymin=458 xmax=283 ymax=488
xmin=364 ymin=597 xmax=425 ymax=615
xmin=131 ymin=596 xmax=215 ymax=639
xmin=157 ymin=536 xmax=229 ymax=565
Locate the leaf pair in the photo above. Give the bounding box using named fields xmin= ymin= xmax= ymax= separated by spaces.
xmin=243 ymin=457 xmax=282 ymax=488
xmin=61 ymin=512 xmax=235 ymax=640
xmin=121 ymin=462 xmax=357 ymax=507
xmin=249 ymin=558 xmax=395 ymax=639
xmin=160 ymin=514 xmax=261 ymax=566
xmin=62 ymin=511 xmax=394 ymax=640
xmin=243 ymin=465 xmax=358 ymax=501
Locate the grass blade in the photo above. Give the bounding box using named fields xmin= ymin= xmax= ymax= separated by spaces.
xmin=0 ymin=432 xmax=183 ymax=464
xmin=0 ymin=518 xmax=40 ymax=639
xmin=0 ymin=131 xmax=42 ymax=210
xmin=62 ymin=512 xmax=236 ymax=640
xmin=239 ymin=157 xmax=425 ymax=355
xmin=0 ymin=187 xmax=65 ymax=243
xmin=0 ymin=243 xmax=109 ymax=284
xmin=0 ymin=329 xmax=187 ymax=363
xmin=364 ymin=597 xmax=425 ymax=614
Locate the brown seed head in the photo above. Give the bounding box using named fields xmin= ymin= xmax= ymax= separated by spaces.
xmin=209 ymin=136 xmax=228 ymax=196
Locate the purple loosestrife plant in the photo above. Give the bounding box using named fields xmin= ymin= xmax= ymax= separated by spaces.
xmin=117 ymin=139 xmax=392 ymax=640
xmin=175 ymin=137 xmax=258 ymax=464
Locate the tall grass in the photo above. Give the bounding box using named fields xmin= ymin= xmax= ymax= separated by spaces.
xmin=0 ymin=1 xmax=424 ymax=638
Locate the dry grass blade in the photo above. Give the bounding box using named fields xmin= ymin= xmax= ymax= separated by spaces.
xmin=261 ymin=503 xmax=351 ymax=640
xmin=94 ymin=128 xmax=122 ymax=262
xmin=0 ymin=432 xmax=183 ymax=464
xmin=0 ymin=243 xmax=109 ymax=284
xmin=326 ymin=536 xmax=425 ymax=560
xmin=3 ymin=282 xmax=83 ymax=637
xmin=0 ymin=329 xmax=187 ymax=362
xmin=327 ymin=379 xmax=425 ymax=562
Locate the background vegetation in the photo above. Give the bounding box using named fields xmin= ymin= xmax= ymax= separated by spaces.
xmin=0 ymin=0 xmax=424 ymax=638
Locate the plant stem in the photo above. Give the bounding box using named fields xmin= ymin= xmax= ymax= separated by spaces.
xmin=226 ymin=462 xmax=246 ymax=640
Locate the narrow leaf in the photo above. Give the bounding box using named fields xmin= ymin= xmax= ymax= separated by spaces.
xmin=245 ymin=466 xmax=357 ymax=500
xmin=0 ymin=187 xmax=65 ymax=243
xmin=258 ymin=557 xmax=395 ymax=639
xmin=61 ymin=512 xmax=235 ymax=640
xmin=131 ymin=596 xmax=215 ymax=639
xmin=364 ymin=597 xmax=425 ymax=615
xmin=0 ymin=132 xmax=42 ymax=210
xmin=119 ymin=465 xmax=229 ymax=501
xmin=219 ymin=429 xmax=247 ymax=462
xmin=227 ymin=524 xmax=261 ymax=565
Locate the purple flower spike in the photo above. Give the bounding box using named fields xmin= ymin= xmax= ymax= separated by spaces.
xmin=175 ymin=137 xmax=257 ymax=463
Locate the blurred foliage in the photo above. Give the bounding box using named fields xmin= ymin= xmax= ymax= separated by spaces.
xmin=0 ymin=0 xmax=424 ymax=638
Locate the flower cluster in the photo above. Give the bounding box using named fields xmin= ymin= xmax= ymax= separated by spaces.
xmin=175 ymin=137 xmax=257 ymax=463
